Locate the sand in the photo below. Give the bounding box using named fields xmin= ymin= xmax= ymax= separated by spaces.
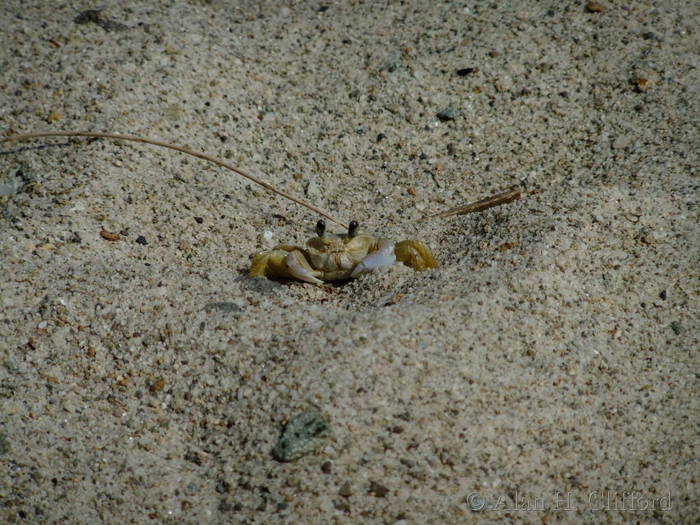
xmin=1 ymin=1 xmax=698 ymax=523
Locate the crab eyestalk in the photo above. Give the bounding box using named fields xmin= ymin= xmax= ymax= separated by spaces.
xmin=315 ymin=219 xmax=326 ymax=238
xmin=348 ymin=220 xmax=359 ymax=238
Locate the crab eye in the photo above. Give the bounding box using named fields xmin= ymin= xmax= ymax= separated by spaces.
xmin=315 ymin=219 xmax=326 ymax=237
xmin=348 ymin=220 xmax=359 ymax=238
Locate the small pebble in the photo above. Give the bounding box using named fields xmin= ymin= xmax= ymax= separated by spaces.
xmin=585 ymin=2 xmax=605 ymax=13
xmin=185 ymin=449 xmax=203 ymax=465
xmin=149 ymin=377 xmax=166 ymax=393
xmin=271 ymin=410 xmax=330 ymax=462
xmin=640 ymin=231 xmax=656 ymax=245
xmin=436 ymin=105 xmax=456 ymax=121
xmin=338 ymin=481 xmax=352 ymax=497
xmin=468 ymin=493 xmax=487 ymax=511
xmin=633 ymin=71 xmax=658 ymax=93
xmin=635 ymin=77 xmax=650 ymax=92
xmin=304 ymin=179 xmax=322 ymax=201
xmin=286 ymin=477 xmax=300 ymax=488
xmin=74 ymin=9 xmax=127 ymax=31
xmin=215 ymin=480 xmax=231 ymax=494
xmin=381 ymin=49 xmax=400 ymax=72
xmin=135 ymin=235 xmax=148 ymax=245
xmin=333 ymin=500 xmax=350 ymax=513
xmin=100 ymin=229 xmax=120 ymax=241
xmin=368 ymin=481 xmax=389 ymax=498
xmin=456 ymin=67 xmax=476 ymax=76
xmin=74 ymin=9 xmax=102 ymax=25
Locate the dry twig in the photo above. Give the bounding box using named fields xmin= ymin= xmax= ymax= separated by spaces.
xmin=0 ymin=130 xmax=347 ymax=228
xmin=427 ymin=186 xmax=522 ymax=219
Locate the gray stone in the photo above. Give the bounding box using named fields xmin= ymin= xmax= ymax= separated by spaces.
xmin=272 ymin=410 xmax=330 ymax=462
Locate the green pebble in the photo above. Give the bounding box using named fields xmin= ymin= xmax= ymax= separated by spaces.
xmin=272 ymin=410 xmax=330 ymax=462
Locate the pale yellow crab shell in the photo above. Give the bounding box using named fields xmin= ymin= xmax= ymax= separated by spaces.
xmin=306 ymin=234 xmax=386 ymax=274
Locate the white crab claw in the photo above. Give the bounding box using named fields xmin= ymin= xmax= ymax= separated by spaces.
xmin=285 ymin=253 xmax=324 ymax=284
xmin=351 ymin=240 xmax=396 ymax=278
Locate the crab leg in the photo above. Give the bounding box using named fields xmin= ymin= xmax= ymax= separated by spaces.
xmin=284 ymin=252 xmax=324 ymax=284
xmin=250 ymin=249 xmax=323 ymax=284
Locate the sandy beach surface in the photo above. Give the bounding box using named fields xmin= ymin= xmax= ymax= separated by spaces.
xmin=1 ymin=1 xmax=698 ymax=523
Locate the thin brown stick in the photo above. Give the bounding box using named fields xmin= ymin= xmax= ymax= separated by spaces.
xmin=0 ymin=130 xmax=347 ymax=228
xmin=427 ymin=186 xmax=522 ymax=219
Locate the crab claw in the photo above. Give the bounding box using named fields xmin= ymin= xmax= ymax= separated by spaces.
xmin=285 ymin=252 xmax=324 ymax=284
xmin=351 ymin=240 xmax=396 ymax=278
xmin=394 ymin=240 xmax=437 ymax=271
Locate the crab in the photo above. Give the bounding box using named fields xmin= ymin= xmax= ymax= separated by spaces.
xmin=250 ymin=219 xmax=437 ymax=284
xmin=2 ymin=132 xmax=520 ymax=285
